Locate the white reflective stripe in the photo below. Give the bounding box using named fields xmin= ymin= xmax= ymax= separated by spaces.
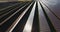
xmin=38 ymin=1 xmax=50 ymax=32
xmin=23 ymin=2 xmax=36 ymax=32
xmin=6 ymin=2 xmax=33 ymax=32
